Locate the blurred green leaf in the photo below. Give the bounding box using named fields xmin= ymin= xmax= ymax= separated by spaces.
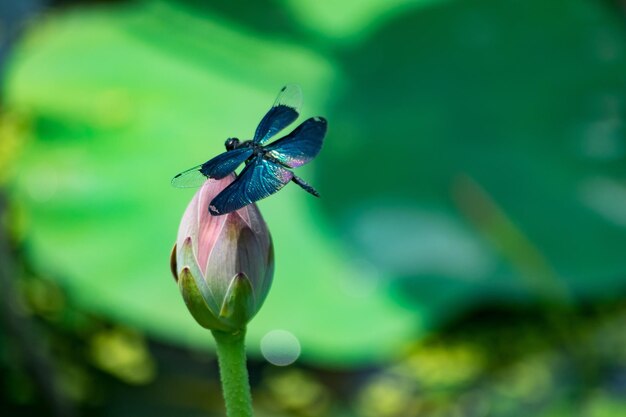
xmin=319 ymin=0 xmax=626 ymax=308
xmin=282 ymin=0 xmax=449 ymax=42
xmin=5 ymin=1 xmax=416 ymax=366
xmin=6 ymin=0 xmax=626 ymax=369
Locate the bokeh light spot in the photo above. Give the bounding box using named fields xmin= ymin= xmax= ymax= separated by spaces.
xmin=260 ymin=329 xmax=301 ymax=366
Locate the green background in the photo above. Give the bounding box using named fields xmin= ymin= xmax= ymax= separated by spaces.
xmin=1 ymin=0 xmax=625 ymax=415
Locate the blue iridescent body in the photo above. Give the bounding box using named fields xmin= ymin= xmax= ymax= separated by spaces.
xmin=172 ymin=85 xmax=327 ymax=215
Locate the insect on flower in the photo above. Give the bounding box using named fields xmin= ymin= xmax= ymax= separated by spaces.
xmin=171 ymin=175 xmax=274 ymax=332
xmin=171 ymin=84 xmax=327 ymax=215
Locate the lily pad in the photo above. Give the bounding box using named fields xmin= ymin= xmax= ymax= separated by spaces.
xmin=5 ymin=1 xmax=416 ymax=366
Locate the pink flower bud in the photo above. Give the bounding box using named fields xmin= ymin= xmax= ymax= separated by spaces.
xmin=170 ymin=175 xmax=274 ymax=332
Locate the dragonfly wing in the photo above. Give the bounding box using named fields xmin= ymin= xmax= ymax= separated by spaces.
xmin=265 ymin=117 xmax=327 ymax=168
xmin=171 ymin=148 xmax=252 ymax=188
xmin=209 ymin=157 xmax=294 ymax=215
xmin=253 ymin=84 xmax=302 ymax=145
xmin=170 ymin=164 xmax=207 ymax=188
xmin=199 ymin=148 xmax=253 ymax=179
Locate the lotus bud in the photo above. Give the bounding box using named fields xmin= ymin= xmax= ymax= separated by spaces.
xmin=170 ymin=175 xmax=274 ymax=332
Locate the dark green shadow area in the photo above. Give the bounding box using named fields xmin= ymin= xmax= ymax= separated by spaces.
xmin=319 ymin=0 xmax=626 ymax=312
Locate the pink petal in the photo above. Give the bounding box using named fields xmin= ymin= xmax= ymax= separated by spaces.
xmin=196 ymin=176 xmax=235 ymax=273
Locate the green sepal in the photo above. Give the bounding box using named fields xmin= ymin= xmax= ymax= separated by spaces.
xmin=219 ymin=273 xmax=256 ymax=330
xmin=170 ymin=244 xmax=178 ymax=283
xmin=178 ymin=267 xmax=231 ymax=332
xmin=179 ymin=237 xmax=220 ymax=313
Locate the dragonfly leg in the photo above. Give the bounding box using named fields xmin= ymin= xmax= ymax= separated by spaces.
xmin=291 ymin=175 xmax=320 ymax=197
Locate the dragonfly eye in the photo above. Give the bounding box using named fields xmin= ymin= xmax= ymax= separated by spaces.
xmin=225 ymin=138 xmax=240 ymax=151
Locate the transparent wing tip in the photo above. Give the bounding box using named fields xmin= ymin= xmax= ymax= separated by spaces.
xmin=170 ymin=165 xmax=207 ymax=188
xmin=276 ymin=84 xmax=303 ymax=110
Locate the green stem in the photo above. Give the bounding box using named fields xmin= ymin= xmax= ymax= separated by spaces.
xmin=211 ymin=328 xmax=254 ymax=417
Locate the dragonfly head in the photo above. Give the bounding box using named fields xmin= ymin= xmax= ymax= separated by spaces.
xmin=225 ymin=137 xmax=240 ymax=151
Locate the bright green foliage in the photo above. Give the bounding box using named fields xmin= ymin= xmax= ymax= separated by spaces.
xmin=5 ymin=0 xmax=414 ymax=365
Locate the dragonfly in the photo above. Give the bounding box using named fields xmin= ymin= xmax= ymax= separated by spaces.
xmin=171 ymin=84 xmax=327 ymax=215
